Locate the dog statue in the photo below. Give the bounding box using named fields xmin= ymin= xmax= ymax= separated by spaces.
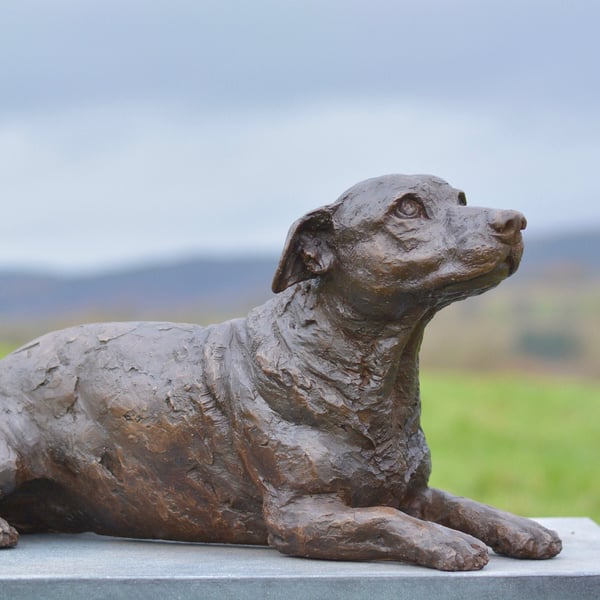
xmin=0 ymin=174 xmax=561 ymax=570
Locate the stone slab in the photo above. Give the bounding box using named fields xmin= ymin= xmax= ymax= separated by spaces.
xmin=0 ymin=517 xmax=598 ymax=600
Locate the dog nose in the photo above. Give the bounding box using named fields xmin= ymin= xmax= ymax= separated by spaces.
xmin=490 ymin=210 xmax=527 ymax=236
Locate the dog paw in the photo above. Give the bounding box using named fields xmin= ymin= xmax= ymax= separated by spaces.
xmin=424 ymin=529 xmax=489 ymax=571
xmin=0 ymin=517 xmax=19 ymax=548
xmin=492 ymin=518 xmax=562 ymax=559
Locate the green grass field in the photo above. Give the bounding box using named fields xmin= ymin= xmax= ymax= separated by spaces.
xmin=0 ymin=343 xmax=18 ymax=357
xmin=421 ymin=371 xmax=600 ymax=522
xmin=0 ymin=342 xmax=597 ymax=522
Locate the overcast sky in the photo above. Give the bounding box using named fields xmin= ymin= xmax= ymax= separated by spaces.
xmin=1 ymin=0 xmax=599 ymax=273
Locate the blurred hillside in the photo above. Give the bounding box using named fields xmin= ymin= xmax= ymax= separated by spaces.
xmin=422 ymin=229 xmax=600 ymax=378
xmin=1 ymin=229 xmax=598 ymax=377
xmin=0 ymin=258 xmax=277 ymax=342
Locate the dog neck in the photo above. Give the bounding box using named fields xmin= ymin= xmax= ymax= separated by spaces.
xmin=305 ymin=281 xmax=431 ymax=382
xmin=248 ymin=280 xmax=437 ymax=444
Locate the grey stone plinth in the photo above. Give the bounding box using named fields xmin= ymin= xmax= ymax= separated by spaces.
xmin=0 ymin=518 xmax=598 ymax=599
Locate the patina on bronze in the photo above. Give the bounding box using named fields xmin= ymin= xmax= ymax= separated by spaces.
xmin=0 ymin=174 xmax=561 ymax=570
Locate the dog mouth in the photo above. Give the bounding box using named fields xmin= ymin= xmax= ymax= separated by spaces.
xmin=503 ymin=235 xmax=524 ymax=277
xmin=502 ymin=248 xmax=517 ymax=277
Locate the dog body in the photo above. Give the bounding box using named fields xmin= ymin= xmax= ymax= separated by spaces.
xmin=0 ymin=175 xmax=561 ymax=570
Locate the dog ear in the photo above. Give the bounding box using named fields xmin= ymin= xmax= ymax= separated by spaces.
xmin=271 ymin=207 xmax=335 ymax=293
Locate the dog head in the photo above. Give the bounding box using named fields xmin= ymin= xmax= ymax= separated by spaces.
xmin=272 ymin=174 xmax=526 ymax=317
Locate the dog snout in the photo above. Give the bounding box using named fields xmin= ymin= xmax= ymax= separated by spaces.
xmin=489 ymin=210 xmax=527 ymax=241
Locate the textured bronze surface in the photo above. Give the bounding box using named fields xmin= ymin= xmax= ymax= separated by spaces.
xmin=0 ymin=174 xmax=561 ymax=570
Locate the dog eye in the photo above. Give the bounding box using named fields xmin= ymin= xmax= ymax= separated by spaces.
xmin=394 ymin=195 xmax=425 ymax=218
xmin=458 ymin=192 xmax=467 ymax=206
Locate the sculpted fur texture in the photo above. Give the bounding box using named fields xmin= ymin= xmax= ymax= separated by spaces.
xmin=0 ymin=174 xmax=561 ymax=570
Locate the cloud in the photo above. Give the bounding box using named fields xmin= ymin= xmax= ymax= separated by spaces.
xmin=1 ymin=99 xmax=598 ymax=272
xmin=1 ymin=1 xmax=599 ymax=114
xmin=0 ymin=1 xmax=598 ymax=271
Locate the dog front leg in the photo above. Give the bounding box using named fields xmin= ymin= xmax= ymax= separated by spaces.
xmin=263 ymin=493 xmax=489 ymax=571
xmin=407 ymin=488 xmax=561 ymax=559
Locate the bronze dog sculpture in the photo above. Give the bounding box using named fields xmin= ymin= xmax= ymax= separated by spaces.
xmin=0 ymin=174 xmax=561 ymax=570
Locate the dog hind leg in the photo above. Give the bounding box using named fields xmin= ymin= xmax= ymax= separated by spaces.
xmin=0 ymin=517 xmax=18 ymax=549
xmin=0 ymin=438 xmax=19 ymax=548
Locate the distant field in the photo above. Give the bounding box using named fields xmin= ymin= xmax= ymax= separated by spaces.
xmin=420 ymin=276 xmax=600 ymax=378
xmin=0 ymin=340 xmax=597 ymax=523
xmin=421 ymin=371 xmax=600 ymax=522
